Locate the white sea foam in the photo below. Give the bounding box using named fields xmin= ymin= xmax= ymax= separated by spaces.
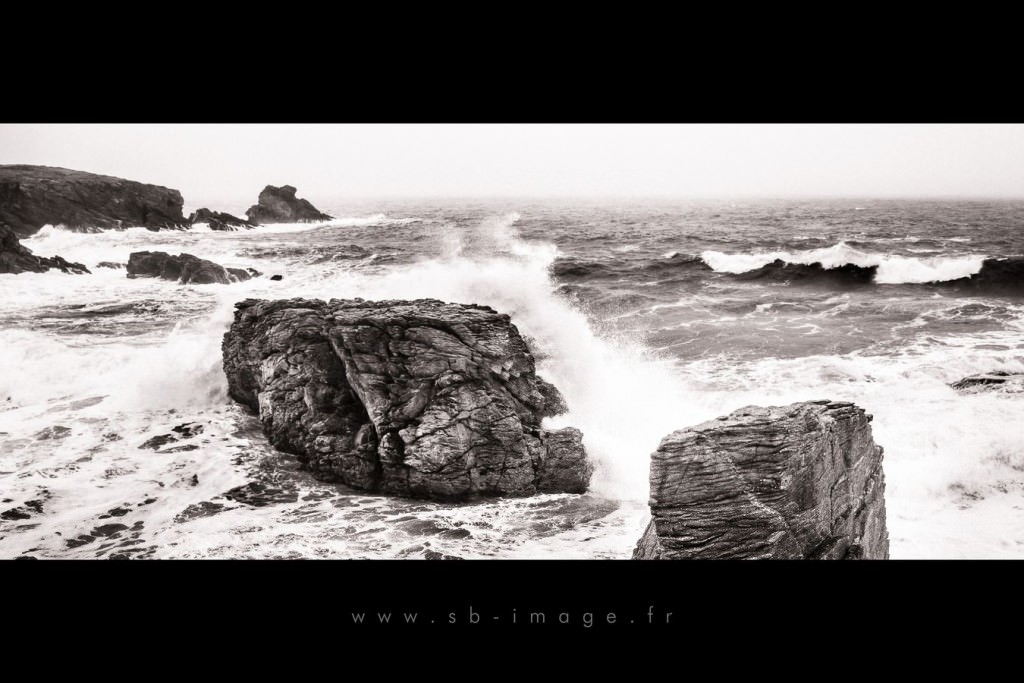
xmin=701 ymin=241 xmax=987 ymax=284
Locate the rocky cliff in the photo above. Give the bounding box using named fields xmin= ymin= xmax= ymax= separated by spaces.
xmin=0 ymin=224 xmax=90 ymax=274
xmin=634 ymin=400 xmax=889 ymax=560
xmin=0 ymin=165 xmax=186 ymax=236
xmin=245 ymin=185 xmax=332 ymax=224
xmin=222 ymin=298 xmax=591 ymax=499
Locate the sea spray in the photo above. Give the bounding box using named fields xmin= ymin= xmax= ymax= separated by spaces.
xmin=251 ymin=211 xmax=704 ymax=500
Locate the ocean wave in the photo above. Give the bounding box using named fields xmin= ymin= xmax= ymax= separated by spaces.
xmin=730 ymin=259 xmax=877 ymax=286
xmin=701 ymin=241 xmax=989 ymax=284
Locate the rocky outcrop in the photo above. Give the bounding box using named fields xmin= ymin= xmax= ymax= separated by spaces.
xmin=634 ymin=400 xmax=889 ymax=560
xmin=245 ymin=185 xmax=332 ymax=225
xmin=126 ymin=251 xmax=258 ymax=285
xmin=222 ymin=297 xmax=591 ymax=499
xmin=951 ymin=371 xmax=1024 ymax=393
xmin=0 ymin=224 xmax=90 ymax=274
xmin=0 ymin=165 xmax=186 ymax=236
xmin=188 ymin=208 xmax=253 ymax=231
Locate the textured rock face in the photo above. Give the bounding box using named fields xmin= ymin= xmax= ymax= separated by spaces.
xmin=0 ymin=224 xmax=90 ymax=274
xmin=188 ymin=208 xmax=253 ymax=231
xmin=126 ymin=251 xmax=258 ymax=285
xmin=222 ymin=297 xmax=591 ymax=499
xmin=245 ymin=185 xmax=332 ymax=225
xmin=634 ymin=400 xmax=889 ymax=560
xmin=0 ymin=165 xmax=185 ymax=236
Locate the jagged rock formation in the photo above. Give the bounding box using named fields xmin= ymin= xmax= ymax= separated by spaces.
xmin=634 ymin=400 xmax=889 ymax=560
xmin=187 ymin=208 xmax=253 ymax=231
xmin=126 ymin=251 xmax=258 ymax=285
xmin=0 ymin=224 xmax=90 ymax=274
xmin=222 ymin=297 xmax=591 ymax=499
xmin=0 ymin=165 xmax=185 ymax=236
xmin=245 ymin=185 xmax=332 ymax=224
xmin=951 ymin=371 xmax=1024 ymax=393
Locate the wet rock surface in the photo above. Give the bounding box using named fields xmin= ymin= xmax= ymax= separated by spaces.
xmin=634 ymin=400 xmax=889 ymax=560
xmin=223 ymin=297 xmax=592 ymax=499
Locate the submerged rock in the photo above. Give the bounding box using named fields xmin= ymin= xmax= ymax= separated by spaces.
xmin=222 ymin=297 xmax=591 ymax=499
xmin=188 ymin=208 xmax=253 ymax=231
xmin=946 ymin=370 xmax=1019 ymax=393
xmin=95 ymin=261 xmax=124 ymax=269
xmin=634 ymin=400 xmax=889 ymax=560
xmin=245 ymin=185 xmax=332 ymax=225
xmin=126 ymin=251 xmax=259 ymax=285
xmin=0 ymin=224 xmax=90 ymax=275
xmin=0 ymin=164 xmax=185 ymax=236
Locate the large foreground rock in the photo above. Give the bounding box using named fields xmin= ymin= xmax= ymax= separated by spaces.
xmin=0 ymin=224 xmax=90 ymax=274
xmin=245 ymin=185 xmax=332 ymax=224
xmin=634 ymin=400 xmax=889 ymax=559
xmin=222 ymin=297 xmax=591 ymax=499
xmin=127 ymin=251 xmax=257 ymax=285
xmin=0 ymin=165 xmax=185 ymax=236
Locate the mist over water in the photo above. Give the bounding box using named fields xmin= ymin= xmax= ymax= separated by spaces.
xmin=2 ymin=198 xmax=1023 ymax=558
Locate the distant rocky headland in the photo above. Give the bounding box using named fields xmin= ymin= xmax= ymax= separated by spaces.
xmin=0 ymin=164 xmax=332 ymax=276
xmin=0 ymin=165 xmax=186 ymax=237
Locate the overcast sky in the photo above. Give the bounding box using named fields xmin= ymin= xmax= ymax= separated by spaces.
xmin=2 ymin=124 xmax=1023 ymax=202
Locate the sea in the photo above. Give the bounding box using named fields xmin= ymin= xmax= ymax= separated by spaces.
xmin=1 ymin=198 xmax=1022 ymax=559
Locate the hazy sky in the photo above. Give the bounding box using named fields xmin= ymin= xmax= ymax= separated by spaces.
xmin=2 ymin=124 xmax=1023 ymax=202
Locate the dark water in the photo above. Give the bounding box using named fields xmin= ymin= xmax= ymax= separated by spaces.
xmin=1 ymin=198 xmax=1023 ymax=558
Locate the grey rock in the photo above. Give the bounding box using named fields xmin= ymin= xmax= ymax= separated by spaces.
xmin=0 ymin=165 xmax=185 ymax=236
xmin=188 ymin=208 xmax=253 ymax=231
xmin=0 ymin=224 xmax=90 ymax=275
xmin=245 ymin=185 xmax=332 ymax=225
xmin=634 ymin=400 xmax=889 ymax=560
xmin=222 ymin=297 xmax=591 ymax=499
xmin=950 ymin=371 xmax=1024 ymax=393
xmin=126 ymin=251 xmax=259 ymax=285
